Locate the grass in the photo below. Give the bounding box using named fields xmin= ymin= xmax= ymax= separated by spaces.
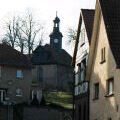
xmin=44 ymin=92 xmax=73 ymax=109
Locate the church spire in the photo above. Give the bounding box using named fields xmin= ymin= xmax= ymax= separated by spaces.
xmin=56 ymin=11 xmax=57 ymax=17
xmin=49 ymin=13 xmax=63 ymax=51
xmin=53 ymin=12 xmax=60 ymax=30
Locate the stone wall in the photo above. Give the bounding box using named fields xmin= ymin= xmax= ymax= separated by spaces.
xmin=0 ymin=66 xmax=32 ymax=104
xmin=57 ymin=65 xmax=73 ymax=91
xmin=32 ymin=64 xmax=73 ymax=92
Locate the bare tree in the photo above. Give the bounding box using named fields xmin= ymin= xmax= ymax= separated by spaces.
xmin=2 ymin=11 xmax=45 ymax=54
xmin=20 ymin=11 xmax=44 ymax=55
xmin=4 ymin=16 xmax=19 ymax=48
xmin=15 ymin=21 xmax=26 ymax=53
xmin=67 ymin=28 xmax=77 ymax=44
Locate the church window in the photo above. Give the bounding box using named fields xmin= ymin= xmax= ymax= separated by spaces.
xmin=37 ymin=66 xmax=43 ymax=82
xmin=55 ymin=23 xmax=57 ymax=27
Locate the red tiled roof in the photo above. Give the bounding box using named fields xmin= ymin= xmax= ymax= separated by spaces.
xmin=0 ymin=43 xmax=31 ymax=68
xmin=99 ymin=0 xmax=120 ymax=68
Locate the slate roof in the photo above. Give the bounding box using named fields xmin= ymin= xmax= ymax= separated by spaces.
xmin=0 ymin=42 xmax=31 ymax=68
xmin=82 ymin=9 xmax=95 ymax=43
xmin=99 ymin=0 xmax=120 ymax=68
xmin=49 ymin=30 xmax=63 ymax=37
xmin=31 ymin=44 xmax=72 ymax=67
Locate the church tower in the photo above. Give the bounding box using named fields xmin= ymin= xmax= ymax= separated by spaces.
xmin=49 ymin=13 xmax=63 ymax=51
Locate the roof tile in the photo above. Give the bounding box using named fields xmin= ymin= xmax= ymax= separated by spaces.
xmin=99 ymin=0 xmax=120 ymax=68
xmin=0 ymin=43 xmax=31 ymax=68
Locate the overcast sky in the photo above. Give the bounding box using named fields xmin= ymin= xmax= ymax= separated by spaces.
xmin=0 ymin=0 xmax=96 ymax=55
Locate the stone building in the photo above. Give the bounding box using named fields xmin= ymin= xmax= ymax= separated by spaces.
xmin=86 ymin=0 xmax=120 ymax=119
xmin=72 ymin=9 xmax=94 ymax=120
xmin=31 ymin=15 xmax=73 ymax=92
xmin=0 ymin=42 xmax=32 ymax=104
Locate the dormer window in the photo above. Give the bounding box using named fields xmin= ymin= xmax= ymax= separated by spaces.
xmin=17 ymin=70 xmax=23 ymax=78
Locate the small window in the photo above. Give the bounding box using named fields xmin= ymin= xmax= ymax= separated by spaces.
xmin=37 ymin=67 xmax=43 ymax=82
xmin=75 ymin=73 xmax=79 ymax=85
xmin=0 ymin=89 xmax=6 ymax=102
xmin=94 ymin=83 xmax=99 ymax=100
xmin=75 ymin=86 xmax=78 ymax=96
xmin=17 ymin=70 xmax=23 ymax=78
xmin=79 ymin=58 xmax=86 ymax=83
xmin=16 ymin=88 xmax=22 ymax=96
xmin=107 ymin=78 xmax=114 ymax=95
xmin=100 ymin=47 xmax=105 ymax=63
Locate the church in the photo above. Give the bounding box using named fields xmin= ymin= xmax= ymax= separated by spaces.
xmin=31 ymin=14 xmax=73 ymax=92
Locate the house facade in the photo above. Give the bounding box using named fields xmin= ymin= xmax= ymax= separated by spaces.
xmin=0 ymin=42 xmax=32 ymax=104
xmin=86 ymin=0 xmax=120 ymax=119
xmin=31 ymin=15 xmax=73 ymax=92
xmin=72 ymin=9 xmax=94 ymax=120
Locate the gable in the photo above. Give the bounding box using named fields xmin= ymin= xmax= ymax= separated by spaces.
xmin=86 ymin=0 xmax=117 ymax=81
xmin=72 ymin=9 xmax=95 ymax=67
xmin=91 ymin=14 xmax=116 ymax=81
xmin=76 ymin=15 xmax=89 ymax=63
xmin=82 ymin=9 xmax=95 ymax=43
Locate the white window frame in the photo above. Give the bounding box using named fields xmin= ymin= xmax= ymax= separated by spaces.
xmin=107 ymin=78 xmax=114 ymax=95
xmin=16 ymin=88 xmax=22 ymax=97
xmin=0 ymin=90 xmax=6 ymax=102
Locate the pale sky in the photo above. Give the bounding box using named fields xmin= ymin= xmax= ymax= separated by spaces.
xmin=0 ymin=0 xmax=96 ymax=55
